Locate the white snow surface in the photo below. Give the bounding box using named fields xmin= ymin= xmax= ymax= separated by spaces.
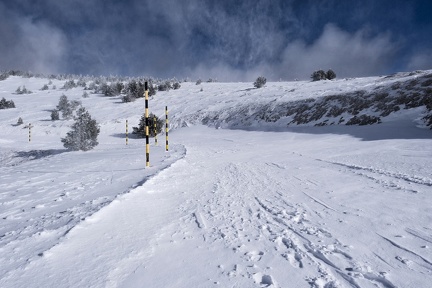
xmin=0 ymin=74 xmax=431 ymax=287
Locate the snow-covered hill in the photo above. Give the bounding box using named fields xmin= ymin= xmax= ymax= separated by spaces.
xmin=0 ymin=71 xmax=431 ymax=287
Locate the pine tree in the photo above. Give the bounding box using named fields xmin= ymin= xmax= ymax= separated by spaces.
xmin=56 ymin=95 xmax=80 ymax=119
xmin=51 ymin=110 xmax=60 ymax=121
xmin=133 ymin=113 xmax=163 ymax=138
xmin=158 ymin=81 xmax=172 ymax=91
xmin=127 ymin=80 xmax=138 ymax=97
xmin=57 ymin=94 xmax=69 ymax=110
xmin=311 ymin=70 xmax=327 ymax=81
xmin=326 ymin=69 xmax=336 ymax=80
xmin=0 ymin=97 xmax=15 ymax=109
xmin=148 ymin=82 xmax=157 ymax=96
xmin=254 ymin=76 xmax=267 ymax=88
xmin=63 ymin=80 xmax=77 ymax=90
xmin=61 ymin=107 xmax=100 ymax=151
xmin=173 ymin=82 xmax=181 ymax=89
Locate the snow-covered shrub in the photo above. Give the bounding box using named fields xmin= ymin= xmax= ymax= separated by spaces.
xmin=99 ymin=82 xmax=122 ymax=96
xmin=0 ymin=72 xmax=9 ymax=81
xmin=61 ymin=105 xmax=73 ymax=119
xmin=51 ymin=110 xmax=60 ymax=121
xmin=56 ymin=94 xmax=71 ymax=118
xmin=125 ymin=80 xmax=156 ymax=99
xmin=158 ymin=81 xmax=172 ymax=91
xmin=127 ymin=80 xmax=138 ymax=97
xmin=56 ymin=95 xmax=81 ymax=119
xmin=61 ymin=107 xmax=100 ymax=151
xmin=41 ymin=84 xmax=49 ymax=90
xmin=196 ymin=79 xmax=202 ymax=85
xmin=127 ymin=80 xmax=144 ymax=98
xmin=15 ymin=86 xmax=32 ymax=94
xmin=173 ymin=82 xmax=181 ymax=90
xmin=122 ymin=94 xmax=136 ymax=103
xmin=56 ymin=95 xmax=69 ymax=110
xmin=0 ymin=97 xmax=15 ymax=109
xmin=254 ymin=76 xmax=267 ymax=88
xmin=77 ymin=78 xmax=86 ymax=88
xmin=82 ymin=91 xmax=89 ymax=98
xmin=149 ymin=82 xmax=157 ymax=96
xmin=133 ymin=113 xmax=163 ymax=138
xmin=112 ymin=82 xmax=124 ymax=95
xmin=88 ymin=82 xmax=97 ymax=91
xmin=326 ymin=69 xmax=336 ymax=80
xmin=62 ymin=80 xmax=77 ymax=90
xmin=311 ymin=70 xmax=327 ymax=81
xmin=70 ymin=100 xmax=82 ymax=110
xmin=99 ymin=83 xmax=114 ymax=96
xmin=17 ymin=117 xmax=23 ymax=125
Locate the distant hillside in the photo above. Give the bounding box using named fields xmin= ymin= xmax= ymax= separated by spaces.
xmin=1 ymin=69 xmax=431 ymax=134
xmin=193 ymin=71 xmax=432 ymax=130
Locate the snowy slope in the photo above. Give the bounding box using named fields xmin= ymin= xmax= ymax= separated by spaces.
xmin=0 ymin=72 xmax=431 ymax=288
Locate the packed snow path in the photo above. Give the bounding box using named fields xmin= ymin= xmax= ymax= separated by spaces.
xmin=1 ymin=126 xmax=431 ymax=287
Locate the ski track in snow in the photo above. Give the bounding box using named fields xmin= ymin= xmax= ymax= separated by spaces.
xmin=323 ymin=160 xmax=432 ymax=194
xmin=2 ymin=126 xmax=430 ymax=287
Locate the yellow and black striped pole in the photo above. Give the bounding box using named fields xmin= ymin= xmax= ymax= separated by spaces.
xmin=154 ymin=116 xmax=158 ymax=145
xmin=165 ymin=106 xmax=169 ymax=152
xmin=145 ymin=82 xmax=150 ymax=167
xmin=125 ymin=119 xmax=128 ymax=145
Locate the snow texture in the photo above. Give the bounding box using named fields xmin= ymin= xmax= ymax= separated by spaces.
xmin=0 ymin=72 xmax=431 ymax=287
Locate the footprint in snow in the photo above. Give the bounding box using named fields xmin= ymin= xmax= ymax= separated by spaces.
xmin=245 ymin=250 xmax=264 ymax=262
xmin=283 ymin=251 xmax=303 ymax=268
xmin=395 ymin=255 xmax=412 ymax=265
xmin=252 ymin=272 xmax=276 ymax=287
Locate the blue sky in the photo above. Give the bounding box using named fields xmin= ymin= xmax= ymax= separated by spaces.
xmin=1 ymin=0 xmax=431 ymax=81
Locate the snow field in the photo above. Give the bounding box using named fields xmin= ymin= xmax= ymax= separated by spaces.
xmin=0 ymin=74 xmax=431 ymax=287
xmin=4 ymin=126 xmax=431 ymax=287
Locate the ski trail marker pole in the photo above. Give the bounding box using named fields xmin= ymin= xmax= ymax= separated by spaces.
xmin=165 ymin=106 xmax=169 ymax=152
xmin=145 ymin=82 xmax=150 ymax=167
xmin=154 ymin=116 xmax=158 ymax=145
xmin=126 ymin=119 xmax=128 ymax=145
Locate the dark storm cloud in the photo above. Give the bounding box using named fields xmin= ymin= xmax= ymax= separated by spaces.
xmin=0 ymin=0 xmax=431 ymax=80
xmin=0 ymin=2 xmax=67 ymax=74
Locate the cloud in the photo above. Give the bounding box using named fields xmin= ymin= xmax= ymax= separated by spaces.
xmin=184 ymin=24 xmax=400 ymax=81
xmin=406 ymin=51 xmax=432 ymax=71
xmin=278 ymin=24 xmax=399 ymax=80
xmin=136 ymin=0 xmax=296 ymax=81
xmin=0 ymin=4 xmax=67 ymax=74
xmin=17 ymin=19 xmax=68 ymax=74
xmin=0 ymin=1 xmax=426 ymax=81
